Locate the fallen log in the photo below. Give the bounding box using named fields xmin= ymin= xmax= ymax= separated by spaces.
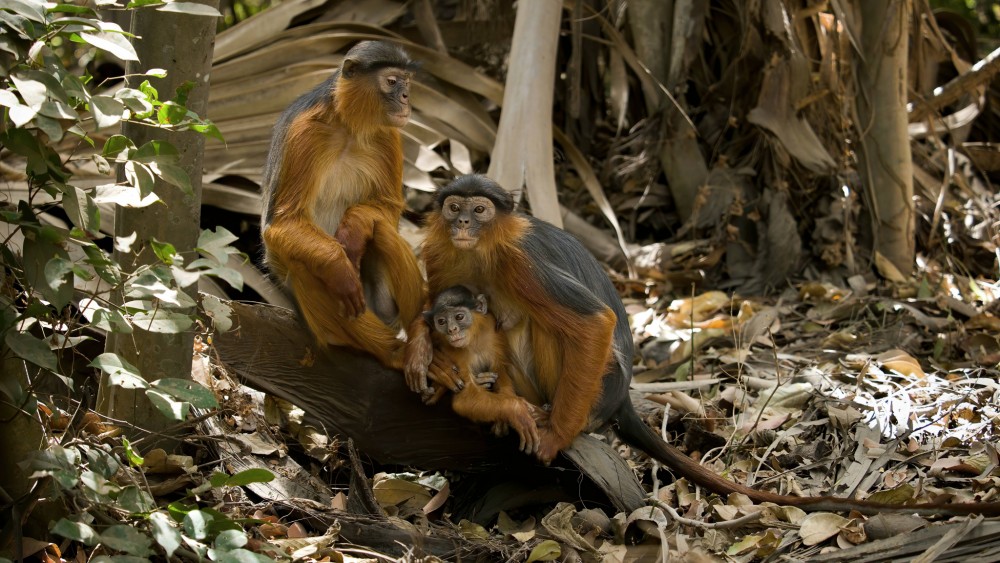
xmin=211 ymin=300 xmax=646 ymax=515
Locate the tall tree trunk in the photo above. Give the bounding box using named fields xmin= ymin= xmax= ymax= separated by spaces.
xmin=487 ymin=0 xmax=563 ymax=227
xmin=98 ymin=3 xmax=220 ymax=446
xmin=855 ymin=0 xmax=914 ymax=276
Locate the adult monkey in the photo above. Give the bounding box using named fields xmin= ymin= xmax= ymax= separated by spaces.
xmin=404 ymin=174 xmax=1000 ymax=517
xmin=261 ymin=41 xmax=423 ymax=368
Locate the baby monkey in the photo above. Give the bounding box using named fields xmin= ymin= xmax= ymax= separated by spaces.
xmin=426 ymin=286 xmax=543 ymax=454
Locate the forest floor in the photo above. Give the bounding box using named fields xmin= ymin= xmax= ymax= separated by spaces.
xmin=195 ymin=274 xmax=1000 ymax=562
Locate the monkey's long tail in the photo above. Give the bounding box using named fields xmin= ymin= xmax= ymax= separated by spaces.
xmin=612 ymin=403 xmax=1000 ymax=516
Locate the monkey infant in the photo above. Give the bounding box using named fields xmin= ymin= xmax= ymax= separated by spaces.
xmin=426 ymin=286 xmax=543 ymax=454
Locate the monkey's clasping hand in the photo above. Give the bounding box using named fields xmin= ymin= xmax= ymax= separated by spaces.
xmin=404 ymin=333 xmax=433 ymax=393
xmin=426 ymin=352 xmax=466 ymax=395
xmin=322 ymin=264 xmax=366 ymax=318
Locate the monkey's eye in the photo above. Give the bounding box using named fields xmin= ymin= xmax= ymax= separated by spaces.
xmin=474 ymin=205 xmax=485 ymax=214
xmin=449 ymin=203 xmax=460 ymax=212
xmin=387 ymin=76 xmax=398 ymax=86
xmin=436 ymin=318 xmax=446 ymax=326
xmin=455 ymin=313 xmax=465 ymax=321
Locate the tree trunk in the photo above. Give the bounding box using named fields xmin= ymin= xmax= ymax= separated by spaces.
xmin=486 ymin=0 xmax=563 ymax=227
xmin=98 ymin=3 xmax=220 ymax=446
xmin=855 ymin=0 xmax=914 ymax=275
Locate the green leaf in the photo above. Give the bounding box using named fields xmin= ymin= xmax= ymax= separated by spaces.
xmin=147 ymin=388 xmax=189 ymax=420
xmin=9 ymin=74 xmax=48 ymax=108
xmin=90 ymin=95 xmax=125 ymax=129
xmin=92 ymin=183 xmax=160 ymax=208
xmin=151 ymin=378 xmax=218 ymax=408
xmin=526 ymin=540 xmax=561 ymax=562
xmin=123 ymin=161 xmax=155 ymax=198
xmin=51 ymin=519 xmax=100 ymax=546
xmin=149 ymin=512 xmax=181 ymax=558
xmin=182 ymin=509 xmax=211 ymax=540
xmin=170 ymin=266 xmax=201 ymax=288
xmin=151 ymin=162 xmax=192 ymax=195
xmin=8 ymin=104 xmax=38 ymax=127
xmin=173 ymin=81 xmax=194 ymax=106
xmin=90 ymin=353 xmax=147 ymax=388
xmin=99 ymin=524 xmax=152 ymax=557
xmin=62 ymin=186 xmax=101 ymax=235
xmin=33 ymin=114 xmax=64 ymax=143
xmin=149 ymin=239 xmax=176 ymax=264
xmin=80 ymin=469 xmax=119 ymax=498
xmin=131 ymin=310 xmax=193 ymax=333
xmin=157 ymin=1 xmax=221 ymax=16
xmin=190 ymin=121 xmax=224 ymax=142
xmin=79 ymin=23 xmax=138 ymax=61
xmin=196 ymin=226 xmax=239 ymax=265
xmin=22 ymin=236 xmax=73 ymax=310
xmin=81 ymin=445 xmax=121 ymax=479
xmin=38 ymin=100 xmax=78 ymax=120
xmin=145 ymin=68 xmax=167 ymax=78
xmin=116 ymin=87 xmax=153 ymax=116
xmin=209 ymin=472 xmax=229 ymax=488
xmin=3 ymin=0 xmax=45 ymax=22
xmin=122 ymin=437 xmax=144 ymax=466
xmin=224 ymin=468 xmax=275 ymax=487
xmin=201 ymin=294 xmax=233 ymax=331
xmin=49 ymin=4 xmax=97 ymax=15
xmin=118 ymin=485 xmax=156 ymax=513
xmin=6 ymin=331 xmax=58 ymax=372
xmin=139 ymin=80 xmax=158 ymax=102
xmin=156 ymin=101 xmax=187 ymax=125
xmin=213 ymin=529 xmax=248 ymax=552
xmin=84 ymin=305 xmax=133 ymax=334
xmin=134 ymin=140 xmax=178 ymax=163
xmin=101 ymin=134 xmax=134 ymax=160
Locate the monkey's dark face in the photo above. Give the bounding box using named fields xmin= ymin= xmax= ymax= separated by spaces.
xmin=378 ymin=67 xmax=412 ymax=128
xmin=440 ymin=195 xmax=496 ymax=249
xmin=432 ymin=305 xmax=474 ymax=348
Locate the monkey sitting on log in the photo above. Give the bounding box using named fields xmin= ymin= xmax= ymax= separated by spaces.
xmin=425 ymin=286 xmax=543 ymax=454
xmin=403 ymin=174 xmax=1000 ymax=517
xmin=260 ymin=40 xmax=423 ymax=369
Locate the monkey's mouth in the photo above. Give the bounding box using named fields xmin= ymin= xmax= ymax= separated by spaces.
xmin=452 ymin=237 xmax=477 ymax=249
xmin=448 ymin=335 xmax=469 ymax=347
xmin=389 ymin=111 xmax=410 ymax=126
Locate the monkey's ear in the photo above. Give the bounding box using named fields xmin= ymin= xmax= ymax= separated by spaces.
xmin=342 ymin=58 xmax=358 ymax=78
xmin=474 ymin=294 xmax=488 ymax=315
xmin=423 ymin=310 xmax=434 ymax=326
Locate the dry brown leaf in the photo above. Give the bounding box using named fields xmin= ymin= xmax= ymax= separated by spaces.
xmin=421 ymin=481 xmax=450 ymax=514
xmin=799 ymin=512 xmax=851 ymax=546
xmin=372 ymin=477 xmax=432 ymax=512
xmin=876 ymin=349 xmax=926 ymax=378
xmin=874 ymin=251 xmax=908 ymax=282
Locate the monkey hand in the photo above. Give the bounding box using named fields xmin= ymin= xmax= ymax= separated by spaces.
xmin=528 ymin=403 xmax=550 ymax=426
xmin=321 ymin=263 xmax=366 ymax=318
xmin=426 ymin=352 xmax=466 ymax=395
xmin=420 ymin=384 xmax=448 ymax=405
xmin=471 ymin=371 xmax=498 ymax=390
xmin=334 ymin=224 xmax=368 ymax=272
xmin=508 ymin=399 xmax=541 ymax=455
xmin=404 ymin=334 xmax=433 ymax=393
xmin=535 ymin=428 xmax=570 ymax=465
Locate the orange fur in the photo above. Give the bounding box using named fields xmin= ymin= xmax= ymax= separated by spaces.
xmin=431 ymin=308 xmax=541 ymax=453
xmin=263 ymin=61 xmax=422 ymax=369
xmin=419 ymin=211 xmax=616 ymax=461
